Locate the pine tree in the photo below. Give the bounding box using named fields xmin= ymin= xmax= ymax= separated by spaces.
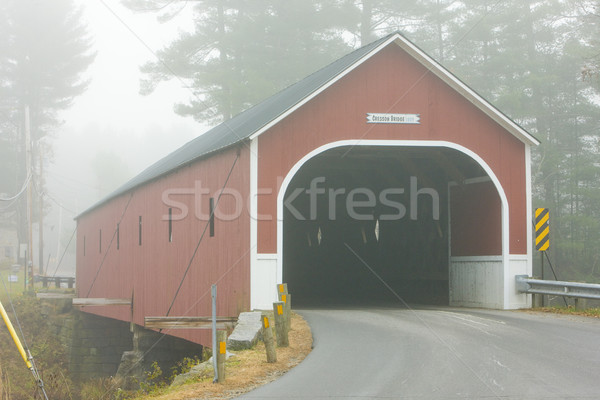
xmin=124 ymin=0 xmax=353 ymax=123
xmin=0 ymin=0 xmax=94 ymax=254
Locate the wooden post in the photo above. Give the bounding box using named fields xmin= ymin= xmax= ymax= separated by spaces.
xmin=281 ymin=293 xmax=292 ymax=331
xmin=216 ymin=330 xmax=227 ymax=382
xmin=575 ymin=298 xmax=587 ymax=311
xmin=273 ymin=301 xmax=288 ymax=347
xmin=261 ymin=314 xmax=277 ymax=363
xmin=277 ymin=283 xmax=288 ymax=301
xmin=277 ymin=283 xmax=291 ymax=331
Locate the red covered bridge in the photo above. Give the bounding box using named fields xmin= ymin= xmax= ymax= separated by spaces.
xmin=76 ymin=32 xmax=539 ymax=347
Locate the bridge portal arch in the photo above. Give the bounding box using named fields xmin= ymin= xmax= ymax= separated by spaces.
xmin=275 ymin=140 xmax=509 ymax=308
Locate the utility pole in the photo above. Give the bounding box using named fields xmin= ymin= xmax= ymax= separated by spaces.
xmin=25 ymin=105 xmax=33 ymax=288
xmin=38 ymin=151 xmax=44 ymax=275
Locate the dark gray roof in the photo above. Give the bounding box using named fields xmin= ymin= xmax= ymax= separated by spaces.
xmin=77 ymin=31 xmax=538 ymax=219
xmin=76 ymin=33 xmax=394 ymax=218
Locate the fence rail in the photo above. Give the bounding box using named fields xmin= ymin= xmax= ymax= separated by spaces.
xmin=37 ymin=275 xmax=75 ymax=289
xmin=516 ymin=275 xmax=600 ymax=300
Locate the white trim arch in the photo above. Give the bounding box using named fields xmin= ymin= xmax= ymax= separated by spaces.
xmin=273 ymin=139 xmax=511 ymax=308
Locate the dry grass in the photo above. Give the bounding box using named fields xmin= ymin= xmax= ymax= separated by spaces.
xmin=0 ymin=362 xmax=10 ymax=400
xmin=139 ymin=312 xmax=312 ymax=400
xmin=526 ymin=306 xmax=600 ymax=318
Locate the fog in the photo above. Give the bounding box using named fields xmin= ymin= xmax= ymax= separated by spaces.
xmin=10 ymin=0 xmax=202 ymax=275
xmin=2 ymin=0 xmax=600 ymax=281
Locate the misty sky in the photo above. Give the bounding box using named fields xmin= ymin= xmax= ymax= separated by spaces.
xmin=41 ymin=1 xmax=206 ymax=274
xmin=50 ymin=1 xmax=204 ymax=216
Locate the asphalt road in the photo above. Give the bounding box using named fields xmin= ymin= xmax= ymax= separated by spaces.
xmin=239 ymin=307 xmax=600 ymax=399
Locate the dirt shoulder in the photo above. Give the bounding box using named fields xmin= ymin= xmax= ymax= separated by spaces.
xmin=520 ymin=306 xmax=600 ymax=319
xmin=143 ymin=312 xmax=312 ymax=400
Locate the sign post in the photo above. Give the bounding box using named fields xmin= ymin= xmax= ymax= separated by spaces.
xmin=535 ymin=208 xmax=550 ymax=306
xmin=211 ymin=284 xmax=218 ymax=383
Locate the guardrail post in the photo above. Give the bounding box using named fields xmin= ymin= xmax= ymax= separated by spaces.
xmin=574 ymin=298 xmax=587 ymax=311
xmin=273 ymin=301 xmax=288 ymax=347
xmin=532 ymin=293 xmax=543 ymax=308
xmin=261 ymin=314 xmax=277 ymax=363
xmin=216 ymin=330 xmax=227 ymax=382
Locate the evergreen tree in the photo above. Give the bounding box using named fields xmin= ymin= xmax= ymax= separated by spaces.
xmin=0 ymin=0 xmax=94 ymax=252
xmin=125 ymin=0 xmax=353 ymax=123
xmin=437 ymin=0 xmax=600 ymax=280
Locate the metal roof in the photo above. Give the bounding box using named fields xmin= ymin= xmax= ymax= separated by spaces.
xmin=77 ymin=32 xmax=537 ymax=219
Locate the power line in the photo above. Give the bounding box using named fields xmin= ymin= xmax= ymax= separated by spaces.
xmin=85 ymin=193 xmax=134 ymax=298
xmin=0 ymin=174 xmax=31 ymax=202
xmin=50 ymin=227 xmax=77 ymax=278
xmin=0 ymin=197 xmax=19 ymax=212
xmin=97 ymin=0 xmax=259 ymax=159
xmin=166 ymin=152 xmax=239 ymax=316
xmin=33 ymin=180 xmax=78 ymax=216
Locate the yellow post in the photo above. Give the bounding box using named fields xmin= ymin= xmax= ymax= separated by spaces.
xmin=0 ymin=301 xmax=32 ymax=369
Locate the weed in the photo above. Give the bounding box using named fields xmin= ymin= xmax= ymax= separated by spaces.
xmin=532 ymin=305 xmax=600 ymax=318
xmin=169 ymin=356 xmax=201 ymax=382
xmin=0 ymin=295 xmax=72 ymax=400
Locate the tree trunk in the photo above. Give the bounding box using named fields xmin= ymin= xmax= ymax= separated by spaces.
xmin=360 ymin=0 xmax=374 ymax=46
xmin=217 ymin=0 xmax=231 ymax=120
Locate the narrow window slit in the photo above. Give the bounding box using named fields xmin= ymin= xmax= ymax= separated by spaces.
xmin=209 ymin=198 xmax=215 ymax=237
xmin=169 ymin=208 xmax=173 ymax=243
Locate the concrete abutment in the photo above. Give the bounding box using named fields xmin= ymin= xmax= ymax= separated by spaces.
xmin=45 ymin=301 xmax=203 ymax=383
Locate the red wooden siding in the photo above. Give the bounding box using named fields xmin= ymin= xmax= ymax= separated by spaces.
xmin=257 ymin=44 xmax=527 ymax=255
xmin=76 ymin=145 xmax=250 ymax=346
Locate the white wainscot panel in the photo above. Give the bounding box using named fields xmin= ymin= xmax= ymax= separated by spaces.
xmin=450 ymin=256 xmax=503 ymax=309
xmin=251 ymin=254 xmax=278 ymax=310
xmin=507 ymin=255 xmax=530 ymax=309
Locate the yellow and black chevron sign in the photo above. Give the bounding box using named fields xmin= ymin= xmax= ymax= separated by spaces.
xmin=535 ymin=208 xmax=550 ymax=251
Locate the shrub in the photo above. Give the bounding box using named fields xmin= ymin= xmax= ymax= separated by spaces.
xmin=0 ymin=295 xmax=72 ymax=399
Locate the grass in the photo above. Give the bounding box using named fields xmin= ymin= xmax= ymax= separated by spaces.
xmin=529 ymin=305 xmax=600 ymax=318
xmin=0 ymin=264 xmax=75 ymax=304
xmin=132 ymin=312 xmax=313 ymax=400
xmin=0 ymin=267 xmax=27 ymax=302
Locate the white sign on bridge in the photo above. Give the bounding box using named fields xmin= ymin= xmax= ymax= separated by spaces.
xmin=366 ymin=113 xmax=420 ymax=124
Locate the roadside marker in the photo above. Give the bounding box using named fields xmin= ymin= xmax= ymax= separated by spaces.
xmin=535 ymin=208 xmax=549 ymax=251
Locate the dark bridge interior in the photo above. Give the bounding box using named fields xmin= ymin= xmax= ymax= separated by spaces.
xmin=282 ymin=146 xmax=486 ymax=307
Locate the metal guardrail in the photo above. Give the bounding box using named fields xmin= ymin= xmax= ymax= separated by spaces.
xmin=516 ymin=275 xmax=600 ymax=300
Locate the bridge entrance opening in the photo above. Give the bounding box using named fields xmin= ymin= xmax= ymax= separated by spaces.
xmin=282 ymin=145 xmax=498 ymax=307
